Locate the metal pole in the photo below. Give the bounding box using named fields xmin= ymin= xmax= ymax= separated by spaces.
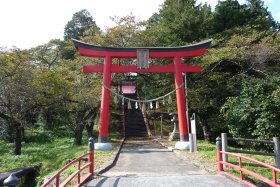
xmin=160 ymin=115 xmax=163 ymax=138
xmin=153 ymin=120 xmax=156 ymax=136
xmin=273 ymin=137 xmax=280 ymax=168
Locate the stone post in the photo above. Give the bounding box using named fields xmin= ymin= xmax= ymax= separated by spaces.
xmin=273 ymin=137 xmax=280 ymax=168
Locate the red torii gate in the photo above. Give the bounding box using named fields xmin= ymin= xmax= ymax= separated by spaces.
xmin=73 ymin=39 xmax=211 ymax=150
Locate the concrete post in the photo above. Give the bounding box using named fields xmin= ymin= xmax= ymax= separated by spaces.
xmin=221 ymin=133 xmax=228 ymax=162
xmin=273 ymin=137 xmax=280 ymax=168
xmin=189 ymin=133 xmax=194 ymax=153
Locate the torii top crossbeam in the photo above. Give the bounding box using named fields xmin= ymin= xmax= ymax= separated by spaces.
xmin=73 ymin=39 xmax=211 ymax=58
xmin=73 ymin=39 xmax=211 ymax=150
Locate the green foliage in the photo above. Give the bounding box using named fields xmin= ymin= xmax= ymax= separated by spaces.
xmin=64 ymin=9 xmax=99 ymax=40
xmin=213 ymin=0 xmax=247 ymax=33
xmin=0 ymin=128 xmax=114 ymax=186
xmin=145 ymin=0 xmax=213 ymax=46
xmin=246 ymin=0 xmax=279 ymax=30
xmin=213 ymin=0 xmax=278 ymax=33
xmin=221 ymin=77 xmax=280 ymax=139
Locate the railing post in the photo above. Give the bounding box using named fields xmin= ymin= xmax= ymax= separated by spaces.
xmin=238 ymin=156 xmax=244 ymax=180
xmin=273 ymin=137 xmax=280 ymax=168
xmin=221 ymin=133 xmax=228 ymax=163
xmin=272 ymin=170 xmax=277 ymax=186
xmin=216 ymin=137 xmax=224 ymax=171
xmin=78 ymin=160 xmax=81 ymax=184
xmin=88 ymin=137 xmax=94 ymax=174
xmin=56 ymin=175 xmax=59 ymax=187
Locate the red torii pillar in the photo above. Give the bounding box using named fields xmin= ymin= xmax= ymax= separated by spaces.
xmin=73 ymin=39 xmax=211 ymax=150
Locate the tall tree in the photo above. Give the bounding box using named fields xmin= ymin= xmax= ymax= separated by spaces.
xmin=64 ymin=9 xmax=98 ymax=40
xmin=146 ymin=0 xmax=213 ymax=46
xmin=246 ymin=0 xmax=278 ymax=30
xmin=213 ymin=0 xmax=247 ymax=33
xmin=213 ymin=0 xmax=278 ymax=33
xmin=0 ymin=49 xmax=39 ymax=155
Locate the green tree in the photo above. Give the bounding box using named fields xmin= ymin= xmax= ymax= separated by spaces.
xmin=221 ymin=77 xmax=280 ymax=139
xmin=64 ymin=9 xmax=98 ymax=40
xmin=0 ymin=49 xmax=39 ymax=155
xmin=146 ymin=0 xmax=213 ymax=46
xmin=213 ymin=0 xmax=247 ymax=33
xmin=246 ymin=0 xmax=278 ymax=30
xmin=212 ymin=0 xmax=278 ymax=33
xmin=31 ymin=40 xmax=101 ymax=145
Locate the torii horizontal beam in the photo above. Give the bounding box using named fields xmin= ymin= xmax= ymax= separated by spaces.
xmin=83 ymin=63 xmax=202 ymax=73
xmin=72 ymin=39 xmax=212 ymax=58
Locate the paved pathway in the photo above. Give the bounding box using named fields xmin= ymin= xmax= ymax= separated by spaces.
xmin=85 ymin=137 xmax=247 ymax=187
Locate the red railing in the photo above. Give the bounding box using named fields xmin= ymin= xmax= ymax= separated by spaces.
xmin=42 ymin=138 xmax=94 ymax=187
xmin=216 ymin=148 xmax=280 ymax=187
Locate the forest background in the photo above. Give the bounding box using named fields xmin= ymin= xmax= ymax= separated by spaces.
xmin=0 ymin=0 xmax=279 ymax=159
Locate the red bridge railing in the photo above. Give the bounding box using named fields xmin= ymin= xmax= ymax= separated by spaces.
xmin=41 ymin=138 xmax=94 ymax=187
xmin=216 ymin=137 xmax=280 ymax=187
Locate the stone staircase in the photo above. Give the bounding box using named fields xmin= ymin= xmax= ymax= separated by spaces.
xmin=124 ymin=93 xmax=148 ymax=137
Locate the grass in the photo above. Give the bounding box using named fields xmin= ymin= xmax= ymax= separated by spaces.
xmin=0 ymin=128 xmax=119 ymax=186
xmin=175 ymin=139 xmax=279 ymax=185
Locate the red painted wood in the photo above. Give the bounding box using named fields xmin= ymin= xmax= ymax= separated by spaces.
xmin=218 ymin=150 xmax=280 ymax=187
xmin=238 ymin=156 xmax=244 ymax=180
xmin=56 ymin=175 xmax=59 ymax=187
xmin=83 ymin=64 xmax=202 ymax=73
xmin=89 ymin=149 xmax=94 ymax=174
xmin=216 ymin=149 xmax=224 ymax=171
xmin=78 ymin=48 xmax=206 ymax=58
xmin=78 ymin=160 xmax=81 ymax=184
xmin=41 ymin=153 xmax=92 ymax=187
xmin=174 ymin=56 xmax=188 ymax=141
xmin=98 ymin=56 xmax=112 ymax=139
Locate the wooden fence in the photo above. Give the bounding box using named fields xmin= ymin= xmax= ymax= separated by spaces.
xmin=41 ymin=138 xmax=94 ymax=187
xmin=216 ymin=137 xmax=280 ymax=187
xmin=221 ymin=133 xmax=280 ymax=168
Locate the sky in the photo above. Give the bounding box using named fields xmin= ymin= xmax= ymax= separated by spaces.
xmin=0 ymin=0 xmax=279 ymax=49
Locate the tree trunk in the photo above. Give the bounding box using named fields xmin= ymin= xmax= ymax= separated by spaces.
xmin=202 ymin=125 xmax=210 ymax=141
xmin=14 ymin=122 xmax=22 ymax=155
xmin=74 ymin=118 xmax=85 ymax=146
xmin=45 ymin=109 xmax=53 ymax=130
xmin=86 ymin=122 xmax=94 ymax=138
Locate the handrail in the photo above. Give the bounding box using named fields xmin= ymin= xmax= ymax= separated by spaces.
xmin=41 ymin=138 xmax=94 ymax=187
xmin=216 ymin=148 xmax=280 ymax=187
xmin=227 ymin=137 xmax=274 ymax=144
